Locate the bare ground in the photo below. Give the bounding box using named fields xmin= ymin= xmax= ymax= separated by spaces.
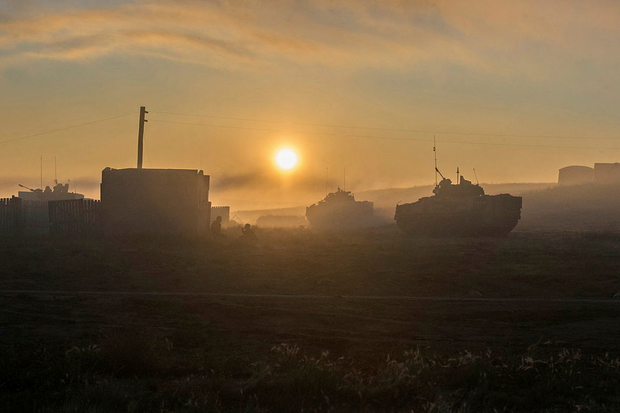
xmin=2 ymin=227 xmax=620 ymax=411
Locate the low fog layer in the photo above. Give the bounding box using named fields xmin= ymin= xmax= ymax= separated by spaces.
xmin=518 ymin=183 xmax=620 ymax=231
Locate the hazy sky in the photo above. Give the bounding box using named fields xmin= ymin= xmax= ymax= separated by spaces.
xmin=1 ymin=0 xmax=620 ymax=208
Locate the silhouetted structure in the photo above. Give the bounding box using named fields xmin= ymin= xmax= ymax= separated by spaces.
xmin=594 ymin=163 xmax=620 ymax=184
xmin=557 ymin=163 xmax=620 ymax=185
xmin=394 ymin=175 xmax=522 ymax=237
xmin=558 ymin=166 xmax=594 ymax=186
xmin=0 ymin=196 xmax=100 ymax=238
xmin=306 ymin=187 xmax=375 ymax=231
xmin=101 ymin=168 xmax=211 ymax=237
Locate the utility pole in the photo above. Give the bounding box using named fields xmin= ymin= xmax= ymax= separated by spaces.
xmin=137 ymin=106 xmax=148 ymax=169
xmin=433 ymin=136 xmax=438 ymax=187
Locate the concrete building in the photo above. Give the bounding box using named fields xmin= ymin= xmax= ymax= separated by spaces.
xmin=558 ymin=165 xmax=594 ymax=186
xmin=101 ymin=168 xmax=211 ymax=237
xmin=594 ymin=163 xmax=620 ymax=184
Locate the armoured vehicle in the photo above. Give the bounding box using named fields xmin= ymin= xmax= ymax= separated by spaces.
xmin=394 ymin=174 xmax=522 ymax=237
xmin=306 ymin=187 xmax=375 ymax=230
xmin=18 ymin=183 xmax=84 ymax=202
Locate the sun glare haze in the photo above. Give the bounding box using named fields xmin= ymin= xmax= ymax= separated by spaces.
xmin=275 ymin=148 xmax=298 ymax=171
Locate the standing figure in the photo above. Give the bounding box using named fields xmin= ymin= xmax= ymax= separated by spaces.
xmin=241 ymin=223 xmax=257 ymax=240
xmin=210 ymin=215 xmax=223 ymax=236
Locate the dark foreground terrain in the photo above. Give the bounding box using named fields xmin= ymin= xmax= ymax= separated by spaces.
xmin=2 ymin=226 xmax=620 ymax=412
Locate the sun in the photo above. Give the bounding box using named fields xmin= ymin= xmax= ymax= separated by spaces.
xmin=275 ymin=148 xmax=298 ymax=170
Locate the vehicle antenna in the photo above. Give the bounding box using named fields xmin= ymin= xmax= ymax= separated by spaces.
xmin=325 ymin=167 xmax=328 ymax=196
xmin=473 ymin=168 xmax=479 ymax=185
xmin=54 ymin=156 xmax=57 ymax=185
xmin=40 ymin=155 xmax=43 ymax=189
xmin=343 ymin=167 xmax=346 ymax=192
xmin=436 ymin=167 xmax=445 ymax=180
xmin=433 ymin=136 xmax=438 ymax=186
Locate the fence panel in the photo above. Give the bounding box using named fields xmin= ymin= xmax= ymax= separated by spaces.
xmin=49 ymin=199 xmax=102 ymax=237
xmin=0 ymin=197 xmax=24 ymax=237
xmin=23 ymin=200 xmax=49 ymax=236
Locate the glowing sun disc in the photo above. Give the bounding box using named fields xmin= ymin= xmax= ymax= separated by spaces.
xmin=276 ymin=148 xmax=298 ymax=170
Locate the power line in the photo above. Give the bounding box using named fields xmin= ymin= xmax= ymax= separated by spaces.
xmin=151 ymin=110 xmax=618 ymax=142
xmin=151 ymin=119 xmax=276 ymax=133
xmin=149 ymin=119 xmax=450 ymax=143
xmin=145 ymin=138 xmax=153 ymax=168
xmin=149 ymin=119 xmax=620 ymax=151
xmin=0 ymin=112 xmax=136 ymax=146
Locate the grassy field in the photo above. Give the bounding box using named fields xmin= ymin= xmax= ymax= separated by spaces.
xmin=2 ymin=227 xmax=620 ymax=411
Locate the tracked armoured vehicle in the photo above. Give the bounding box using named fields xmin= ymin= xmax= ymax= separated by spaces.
xmin=18 ymin=183 xmax=84 ymax=202
xmin=306 ymin=187 xmax=375 ymax=231
xmin=394 ymin=174 xmax=522 ymax=237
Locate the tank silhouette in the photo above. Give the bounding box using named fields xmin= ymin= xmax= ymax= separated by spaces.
xmin=394 ymin=175 xmax=522 ymax=237
xmin=306 ymin=187 xmax=375 ymax=230
xmin=18 ymin=183 xmax=84 ymax=202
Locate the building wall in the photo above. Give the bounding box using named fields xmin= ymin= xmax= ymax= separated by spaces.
xmin=101 ymin=168 xmax=210 ymax=237
xmin=594 ymin=163 xmax=620 ymax=184
xmin=558 ymin=166 xmax=594 ymax=186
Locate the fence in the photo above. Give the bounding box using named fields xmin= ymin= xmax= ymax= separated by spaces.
xmin=23 ymin=200 xmax=49 ymax=236
xmin=0 ymin=197 xmax=24 ymax=237
xmin=48 ymin=199 xmax=102 ymax=237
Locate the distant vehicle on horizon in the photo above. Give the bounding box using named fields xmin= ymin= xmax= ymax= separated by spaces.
xmin=17 ymin=182 xmax=84 ymax=202
xmin=306 ymin=187 xmax=376 ymax=231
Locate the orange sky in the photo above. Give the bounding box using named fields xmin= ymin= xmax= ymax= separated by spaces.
xmin=1 ymin=0 xmax=620 ymax=209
